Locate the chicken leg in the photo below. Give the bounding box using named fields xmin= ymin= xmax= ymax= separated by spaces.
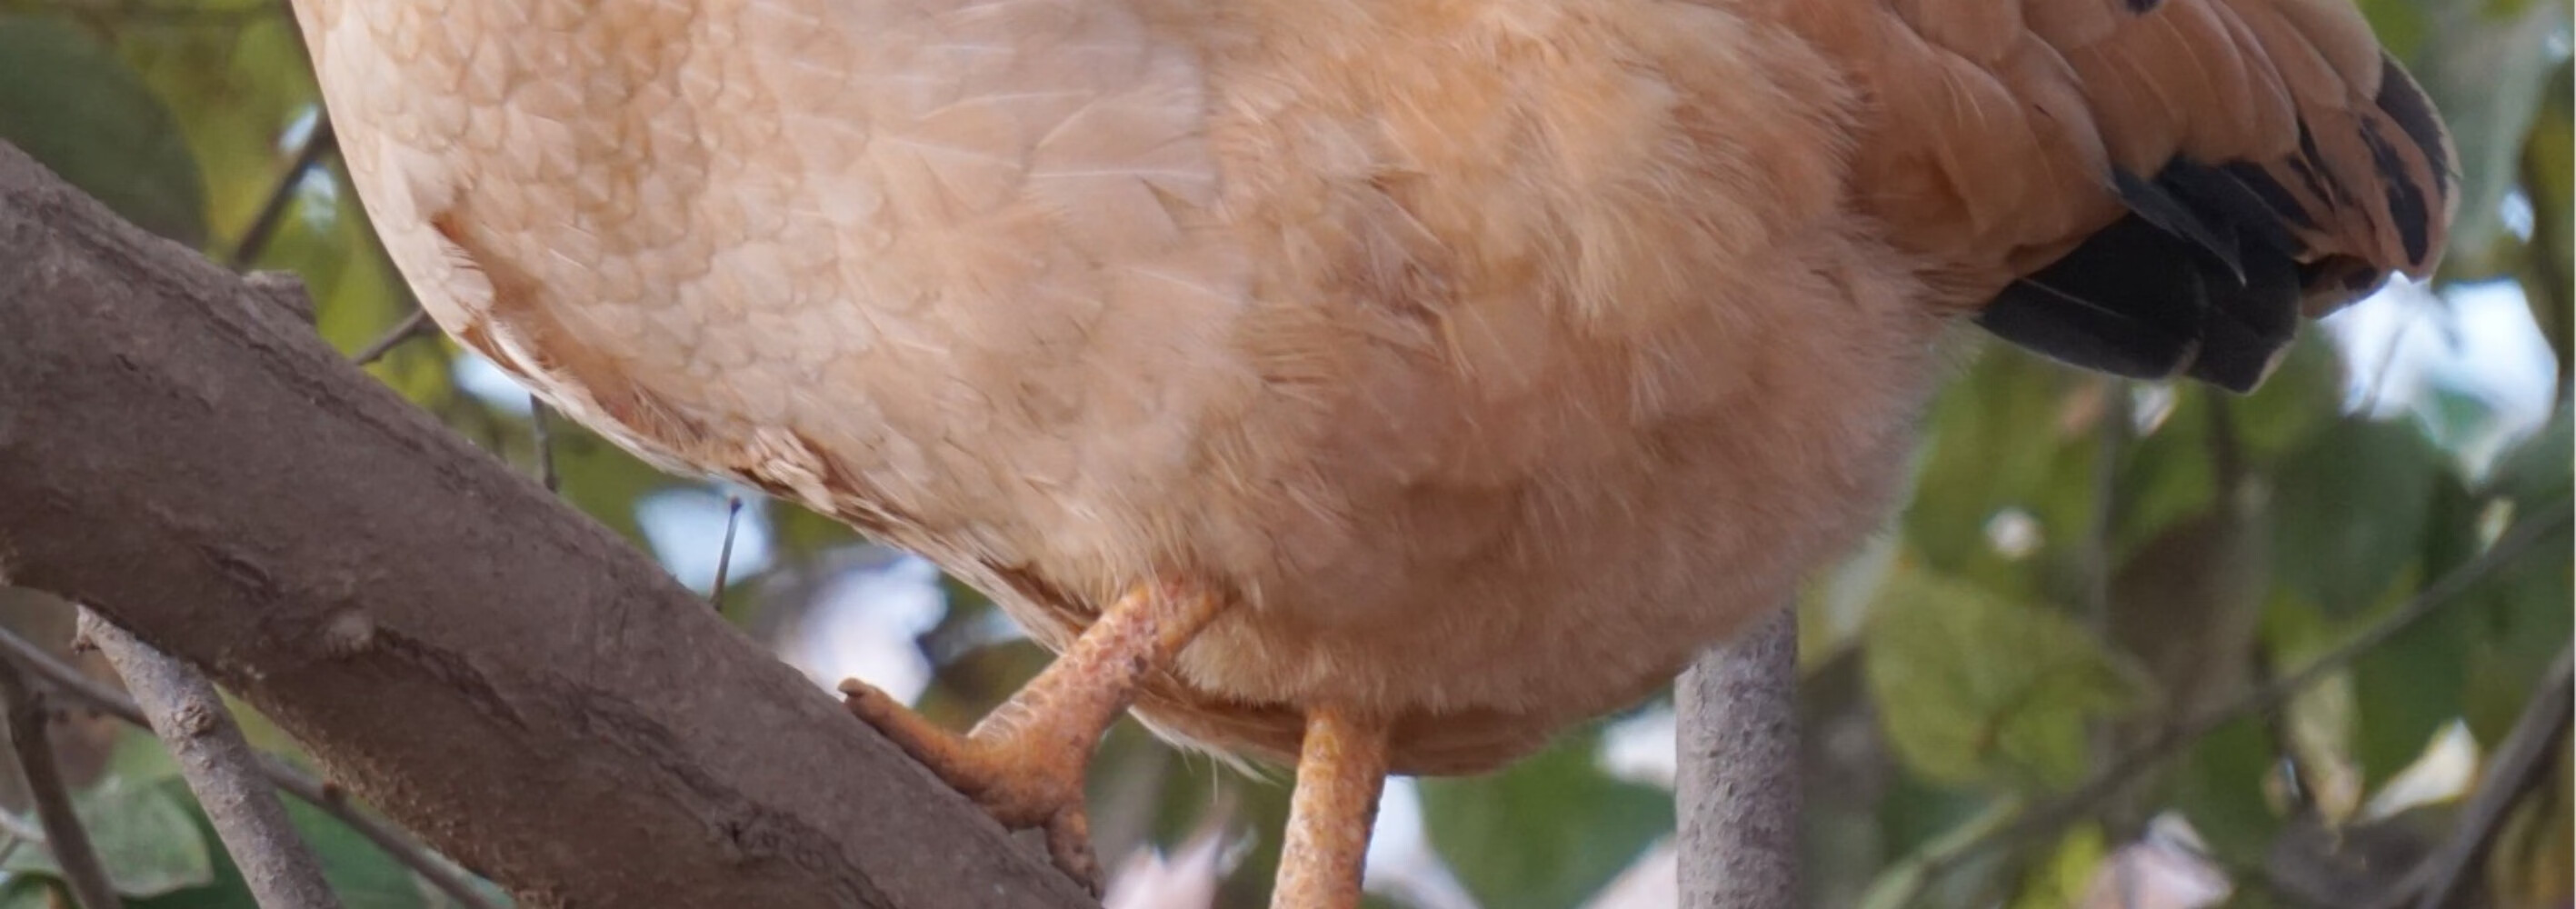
xmin=840 ymin=581 xmax=1223 ymax=892
xmin=1273 ymin=705 xmax=1390 ymax=909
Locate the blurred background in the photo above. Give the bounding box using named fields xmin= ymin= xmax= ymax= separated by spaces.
xmin=0 ymin=0 xmax=2566 ymax=906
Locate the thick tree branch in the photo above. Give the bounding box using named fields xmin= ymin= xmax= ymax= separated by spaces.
xmin=0 ymin=141 xmax=1093 ymax=908
xmin=80 ymin=611 xmax=344 ymax=909
xmin=1677 ymin=606 xmax=1799 ymax=909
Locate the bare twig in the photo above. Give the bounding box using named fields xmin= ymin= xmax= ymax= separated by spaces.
xmin=0 ymin=656 xmax=123 ymax=909
xmin=0 ymin=800 xmax=46 ymax=844
xmin=225 ymin=115 xmax=336 ymax=270
xmin=0 ymin=624 xmax=500 ymax=909
xmin=2083 ymin=381 xmax=2131 ymax=634
xmin=2387 ymin=644 xmax=2574 ymax=909
xmin=79 ymin=612 xmax=344 ymax=909
xmin=1912 ymin=500 xmax=2574 ymax=889
xmin=713 ymin=494 xmax=744 ymax=610
xmin=349 ymin=307 xmax=432 ymax=366
xmin=529 ymin=399 xmax=560 ymax=493
xmin=1677 ymin=606 xmax=1799 ymax=909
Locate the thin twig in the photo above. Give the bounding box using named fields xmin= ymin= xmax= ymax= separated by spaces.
xmin=529 ymin=399 xmax=560 ymax=493
xmin=2083 ymin=381 xmax=2130 ymax=634
xmin=80 ymin=612 xmax=344 ymax=909
xmin=351 ymin=308 xmax=433 ymax=366
xmin=0 ymin=627 xmax=498 ymax=909
xmin=711 ymin=495 xmax=744 ymax=611
xmin=2387 ymin=644 xmax=2574 ymax=909
xmin=0 ymin=656 xmax=123 ymax=909
xmin=0 ymin=797 xmax=46 ymax=844
xmin=225 ymin=115 xmax=336 ymax=270
xmin=1914 ymin=499 xmax=2575 ymax=889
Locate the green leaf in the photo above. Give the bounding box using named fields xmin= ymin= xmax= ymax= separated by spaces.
xmin=100 ymin=12 xmax=317 ymax=245
xmin=2008 ymin=824 xmax=2107 ymax=909
xmin=2487 ymin=403 xmax=2573 ymax=504
xmin=2270 ymin=417 xmax=2444 ymax=616
xmin=4 ymin=776 xmax=215 ymax=898
xmin=1419 ymin=730 xmax=1672 ymax=909
xmin=2517 ymin=62 xmax=2571 ymax=383
xmin=1901 ymin=350 xmax=2102 ymax=599
xmin=1864 ymin=567 xmax=2143 ymax=790
xmin=2163 ymin=714 xmax=2291 ymax=858
xmin=0 ymin=15 xmax=205 ymax=245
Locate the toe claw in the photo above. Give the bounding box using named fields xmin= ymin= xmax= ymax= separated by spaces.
xmin=1043 ymin=809 xmax=1103 ymax=895
xmin=839 ymin=676 xmax=1100 ymax=892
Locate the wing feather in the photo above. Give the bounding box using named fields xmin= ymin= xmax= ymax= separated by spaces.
xmin=1780 ymin=0 xmax=2455 ymax=391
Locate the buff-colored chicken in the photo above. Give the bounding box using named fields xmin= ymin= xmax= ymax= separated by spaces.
xmin=287 ymin=0 xmax=2451 ymax=904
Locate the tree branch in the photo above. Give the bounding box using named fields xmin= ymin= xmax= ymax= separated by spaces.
xmin=225 ymin=114 xmax=335 ymax=270
xmin=0 ymin=618 xmax=503 ymax=909
xmin=79 ymin=611 xmax=344 ymax=909
xmin=0 ymin=656 xmax=122 ymax=909
xmin=0 ymin=141 xmax=1093 ymax=907
xmin=2389 ymin=643 xmax=2573 ymax=909
xmin=1677 ymin=606 xmax=1800 ymax=909
xmin=1912 ymin=499 xmax=2573 ymax=889
xmin=347 ymin=306 xmax=431 ymax=366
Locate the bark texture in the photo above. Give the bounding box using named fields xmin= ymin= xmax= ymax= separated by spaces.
xmin=1677 ymin=607 xmax=1799 ymax=909
xmin=0 ymin=141 xmax=1093 ymax=909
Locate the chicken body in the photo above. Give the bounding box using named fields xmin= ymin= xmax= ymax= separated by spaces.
xmin=292 ymin=0 xmax=2448 ymax=898
xmin=300 ymin=0 xmax=1941 ymax=771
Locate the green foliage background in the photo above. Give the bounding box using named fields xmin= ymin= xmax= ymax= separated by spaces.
xmin=0 ymin=0 xmax=2565 ymax=905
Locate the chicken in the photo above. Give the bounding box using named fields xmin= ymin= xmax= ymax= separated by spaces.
xmin=285 ymin=0 xmax=2451 ymax=904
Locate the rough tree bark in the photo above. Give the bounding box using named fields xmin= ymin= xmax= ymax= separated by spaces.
xmin=1676 ymin=607 xmax=1799 ymax=909
xmin=0 ymin=141 xmax=1093 ymax=908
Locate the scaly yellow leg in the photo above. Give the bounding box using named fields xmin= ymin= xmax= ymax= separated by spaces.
xmin=840 ymin=580 xmax=1223 ymax=892
xmin=1273 ymin=705 xmax=1389 ymax=909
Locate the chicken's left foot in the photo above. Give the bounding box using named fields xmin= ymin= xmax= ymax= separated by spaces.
xmin=841 ymin=580 xmax=1223 ymax=893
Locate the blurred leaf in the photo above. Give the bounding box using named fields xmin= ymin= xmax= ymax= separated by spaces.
xmin=1865 ymin=568 xmax=2144 ymax=791
xmin=2519 ymin=62 xmax=2571 ymax=384
xmin=546 ymin=424 xmax=682 ymax=545
xmin=18 ymin=774 xmax=494 ymax=909
xmin=2163 ymin=716 xmax=2289 ymax=859
xmin=2110 ymin=510 xmax=2267 ymax=740
xmin=2008 ymin=824 xmax=2106 ymax=909
xmin=2270 ymin=417 xmax=2444 ymax=616
xmin=4 ymin=776 xmax=215 ymax=898
xmin=1420 ymin=731 xmax=1671 ymax=909
xmin=2223 ymin=339 xmax=2344 ymax=463
xmin=2487 ymin=402 xmax=2572 ymax=504
xmin=0 ymin=15 xmax=205 ymax=245
xmin=2263 ymin=590 xmax=2375 ymax=814
xmin=1902 ymin=352 xmax=2101 ymax=599
xmin=2485 ymin=742 xmax=2572 ymax=906
xmin=1859 ymin=798 xmax=2021 ymax=909
xmin=101 ymin=13 xmax=316 ymax=245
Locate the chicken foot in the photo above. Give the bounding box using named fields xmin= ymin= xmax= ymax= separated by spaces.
xmin=840 ymin=580 xmax=1223 ymax=893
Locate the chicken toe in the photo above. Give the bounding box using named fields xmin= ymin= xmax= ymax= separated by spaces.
xmin=838 ymin=581 xmax=1224 ymax=892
